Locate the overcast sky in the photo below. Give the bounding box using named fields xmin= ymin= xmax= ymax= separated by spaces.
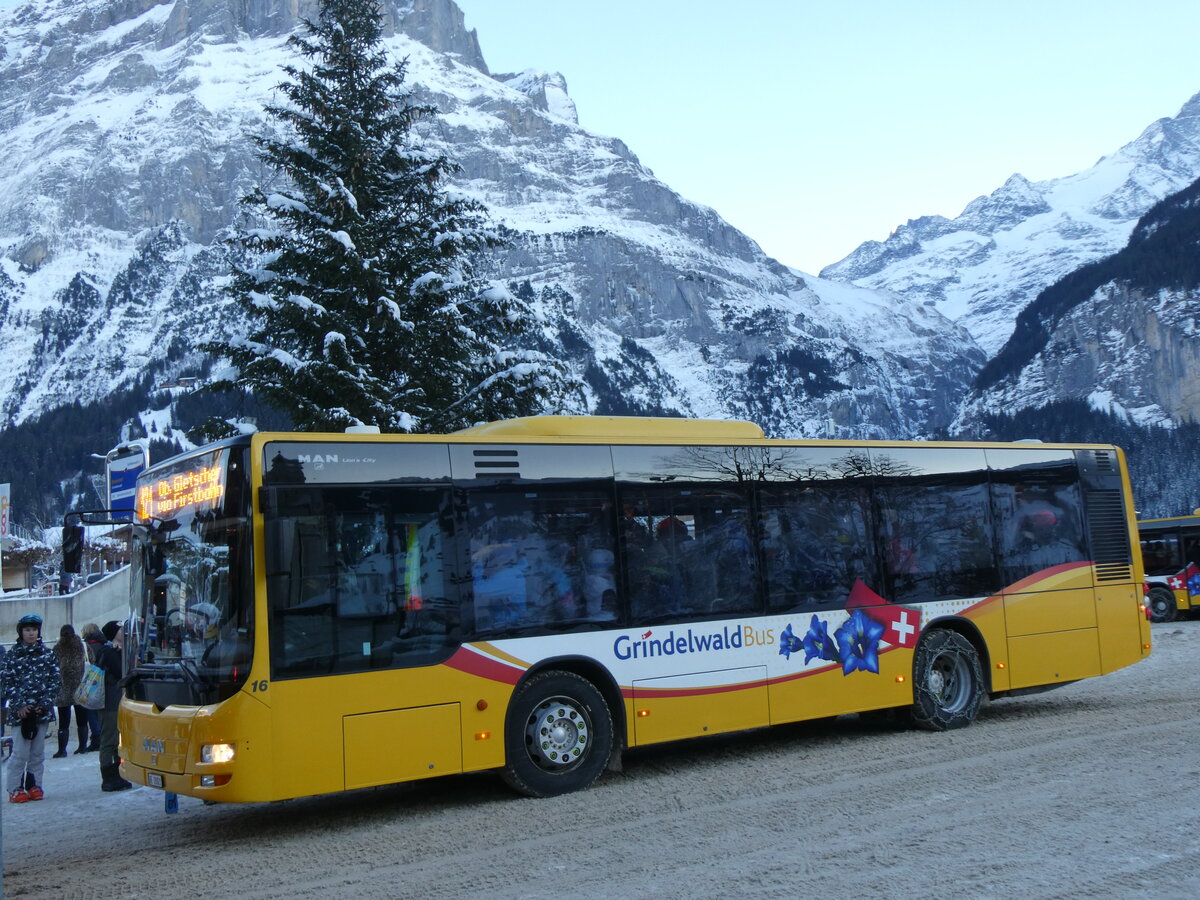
xmin=3 ymin=1 xmax=1199 ymax=273
xmin=454 ymin=0 xmax=1200 ymax=273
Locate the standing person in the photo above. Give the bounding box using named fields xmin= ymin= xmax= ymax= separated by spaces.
xmin=80 ymin=623 xmax=104 ymax=751
xmin=1 ymin=614 xmax=61 ymax=802
xmin=52 ymin=624 xmax=93 ymax=757
xmin=97 ymin=621 xmax=132 ymax=792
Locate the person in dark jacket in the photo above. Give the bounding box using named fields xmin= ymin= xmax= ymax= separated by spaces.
xmin=52 ymin=624 xmax=94 ymax=756
xmin=97 ymin=621 xmax=132 ymax=792
xmin=2 ymin=614 xmax=61 ymax=802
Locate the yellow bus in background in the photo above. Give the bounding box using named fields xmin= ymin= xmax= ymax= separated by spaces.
xmin=118 ymin=417 xmax=1150 ymax=803
xmin=1138 ymin=512 xmax=1200 ymax=622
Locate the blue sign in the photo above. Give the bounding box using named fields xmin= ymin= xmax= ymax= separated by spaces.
xmin=107 ymin=445 xmax=148 ymax=520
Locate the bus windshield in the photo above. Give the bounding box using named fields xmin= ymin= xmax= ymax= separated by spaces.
xmin=128 ymin=444 xmax=253 ymax=703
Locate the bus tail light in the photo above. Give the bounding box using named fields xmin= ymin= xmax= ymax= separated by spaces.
xmin=201 ymin=743 xmax=236 ymax=764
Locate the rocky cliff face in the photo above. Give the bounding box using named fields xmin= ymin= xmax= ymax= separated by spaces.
xmin=0 ymin=0 xmax=982 ymax=442
xmin=955 ymin=174 xmax=1200 ymax=431
xmin=955 ymin=283 xmax=1200 ymax=429
xmin=822 ymin=94 xmax=1200 ymax=357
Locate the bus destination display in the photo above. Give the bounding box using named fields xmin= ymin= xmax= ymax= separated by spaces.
xmin=136 ymin=463 xmax=225 ymax=520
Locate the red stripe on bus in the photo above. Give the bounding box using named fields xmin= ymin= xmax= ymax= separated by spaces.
xmin=998 ymin=560 xmax=1095 ymax=595
xmin=443 ymin=647 xmax=525 ymax=685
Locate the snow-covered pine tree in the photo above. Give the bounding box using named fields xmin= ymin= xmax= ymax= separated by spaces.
xmin=203 ymin=0 xmax=567 ymax=433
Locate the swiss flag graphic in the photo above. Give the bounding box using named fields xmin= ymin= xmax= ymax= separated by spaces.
xmin=846 ymin=579 xmax=919 ymax=648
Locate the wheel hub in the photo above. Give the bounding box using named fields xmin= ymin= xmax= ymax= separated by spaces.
xmin=527 ymin=697 xmax=589 ymax=769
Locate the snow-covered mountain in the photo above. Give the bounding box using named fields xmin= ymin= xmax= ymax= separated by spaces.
xmin=0 ymin=0 xmax=982 ymax=446
xmin=954 ymin=174 xmax=1200 ymax=431
xmin=822 ymin=94 xmax=1200 ymax=356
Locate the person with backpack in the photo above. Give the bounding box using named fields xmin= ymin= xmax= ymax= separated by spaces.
xmin=97 ymin=621 xmax=132 ymax=792
xmin=52 ymin=623 xmax=94 ymax=756
xmin=1 ymin=614 xmax=61 ymax=802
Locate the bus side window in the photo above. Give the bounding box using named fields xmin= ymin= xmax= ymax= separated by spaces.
xmin=617 ymin=486 xmax=759 ymax=622
xmin=994 ymin=480 xmax=1087 ymax=584
xmin=876 ymin=481 xmax=996 ymax=605
xmin=462 ymin=485 xmax=617 ymax=635
xmin=268 ymin=487 xmax=458 ymax=678
xmin=1185 ymin=537 xmax=1200 ymax=569
xmin=760 ymin=483 xmax=874 ymax=613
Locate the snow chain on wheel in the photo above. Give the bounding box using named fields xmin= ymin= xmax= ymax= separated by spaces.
xmin=501 ymin=670 xmax=614 ymax=798
xmin=909 ymin=629 xmax=983 ymax=731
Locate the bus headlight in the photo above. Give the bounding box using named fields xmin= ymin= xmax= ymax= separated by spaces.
xmin=201 ymin=743 xmax=236 ymax=764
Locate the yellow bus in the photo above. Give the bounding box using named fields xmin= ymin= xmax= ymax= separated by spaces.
xmin=1138 ymin=512 xmax=1200 ymax=622
xmin=118 ymin=416 xmax=1150 ymax=802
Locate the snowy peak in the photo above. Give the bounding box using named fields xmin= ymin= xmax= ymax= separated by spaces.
xmin=958 ymin=173 xmax=1050 ymax=228
xmin=496 ymin=71 xmax=578 ymax=124
xmin=822 ymin=89 xmax=1200 ymax=355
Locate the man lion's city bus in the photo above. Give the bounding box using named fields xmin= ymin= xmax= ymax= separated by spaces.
xmin=119 ymin=416 xmax=1151 ymax=802
xmin=1138 ymin=512 xmax=1200 ymax=622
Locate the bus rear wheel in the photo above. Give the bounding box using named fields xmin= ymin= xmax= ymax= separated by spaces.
xmin=501 ymin=670 xmax=613 ymax=798
xmin=909 ymin=630 xmax=983 ymax=731
xmin=1147 ymin=585 xmax=1178 ymax=623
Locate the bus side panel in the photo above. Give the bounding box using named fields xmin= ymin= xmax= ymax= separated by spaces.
xmin=1095 ymin=583 xmax=1148 ymax=672
xmin=1004 ymin=583 xmax=1098 ymax=636
xmin=1003 ymin=569 xmax=1102 ymax=688
xmin=344 ymin=704 xmax=462 ymax=790
xmin=1007 ymin=629 xmax=1101 ymax=688
xmin=271 ymin=678 xmax=353 ymax=799
xmin=631 ymin=668 xmax=767 ymax=745
xmin=960 ymin=595 xmax=1010 ymax=693
xmin=269 ymin=666 xmax=513 ymax=799
xmin=767 ymin=648 xmax=913 ymax=724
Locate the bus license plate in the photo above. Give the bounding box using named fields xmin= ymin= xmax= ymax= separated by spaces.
xmin=147 ymin=772 xmax=164 ymax=788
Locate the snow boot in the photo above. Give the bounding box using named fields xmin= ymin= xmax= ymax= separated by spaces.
xmin=101 ymin=764 xmax=133 ymax=792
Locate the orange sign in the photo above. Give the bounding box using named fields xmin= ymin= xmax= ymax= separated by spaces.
xmin=136 ymin=464 xmax=224 ymax=520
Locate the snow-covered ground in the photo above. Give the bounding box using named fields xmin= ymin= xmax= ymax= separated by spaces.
xmin=2 ymin=621 xmax=1199 ymax=898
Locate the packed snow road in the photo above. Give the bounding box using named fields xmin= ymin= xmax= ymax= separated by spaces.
xmin=4 ymin=622 xmax=1199 ymax=899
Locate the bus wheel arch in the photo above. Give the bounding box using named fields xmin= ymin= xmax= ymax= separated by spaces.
xmin=500 ymin=664 xmax=617 ymax=798
xmin=908 ymin=626 xmax=985 ymax=731
xmin=1147 ymin=585 xmax=1178 ymax=623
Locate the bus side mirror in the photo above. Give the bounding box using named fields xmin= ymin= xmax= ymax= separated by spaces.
xmin=62 ymin=523 xmax=84 ymax=573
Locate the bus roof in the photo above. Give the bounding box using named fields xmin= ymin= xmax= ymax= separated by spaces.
xmin=453 ymin=415 xmax=766 ymax=441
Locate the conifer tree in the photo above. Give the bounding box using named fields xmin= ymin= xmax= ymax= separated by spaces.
xmin=204 ymin=0 xmax=567 ymax=432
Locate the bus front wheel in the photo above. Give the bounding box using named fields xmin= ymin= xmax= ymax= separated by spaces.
xmin=909 ymin=630 xmax=983 ymax=731
xmin=1147 ymin=585 xmax=1178 ymax=623
xmin=501 ymin=670 xmax=613 ymax=798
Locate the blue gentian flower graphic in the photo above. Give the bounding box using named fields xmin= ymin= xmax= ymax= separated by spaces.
xmin=1188 ymin=574 xmax=1200 ymax=597
xmin=778 ymin=623 xmax=804 ymax=660
xmin=801 ymin=614 xmax=840 ymax=665
xmin=834 ymin=609 xmax=885 ymax=675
